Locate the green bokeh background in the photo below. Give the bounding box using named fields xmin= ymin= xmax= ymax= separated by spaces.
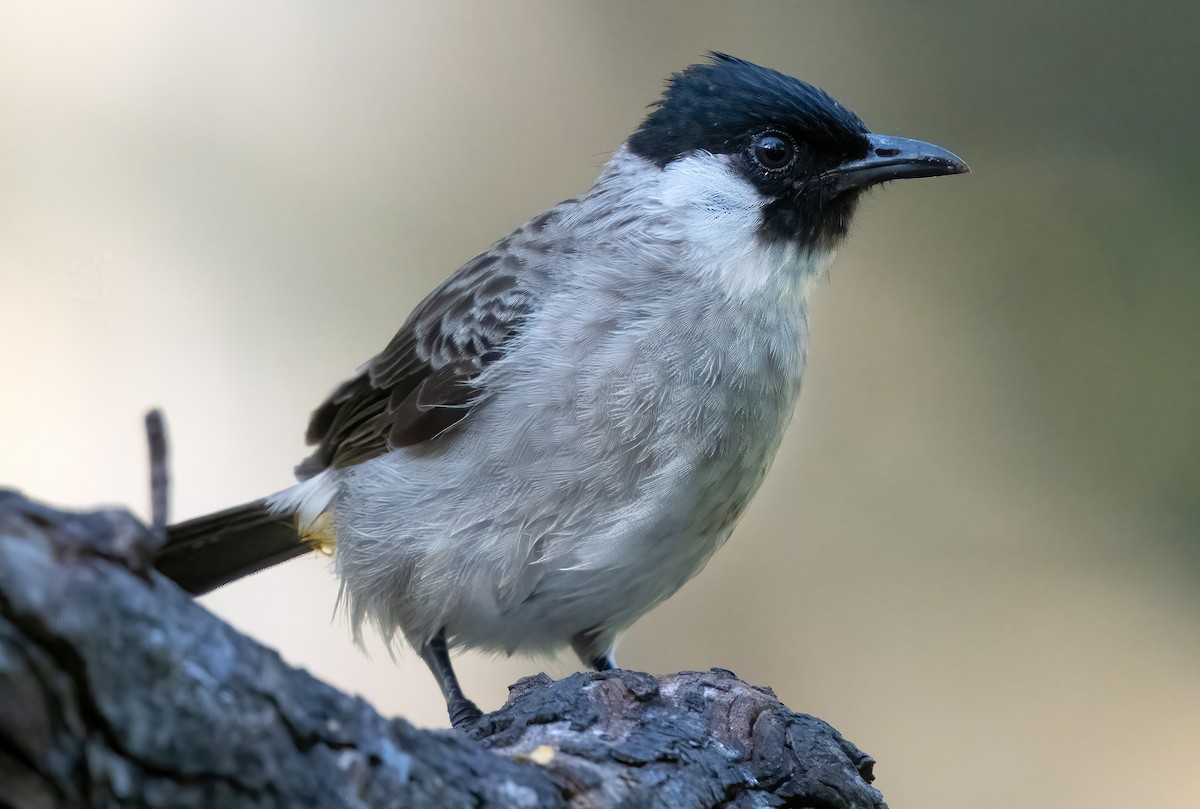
xmin=1 ymin=3 xmax=1196 ymax=806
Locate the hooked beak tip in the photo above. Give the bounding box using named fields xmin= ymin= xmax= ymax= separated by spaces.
xmin=831 ymin=133 xmax=969 ymax=192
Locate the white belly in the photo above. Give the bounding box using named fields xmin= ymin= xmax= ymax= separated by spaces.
xmin=328 ymin=276 xmax=810 ymax=655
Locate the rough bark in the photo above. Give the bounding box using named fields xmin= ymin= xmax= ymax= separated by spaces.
xmin=0 ymin=490 xmax=888 ymax=808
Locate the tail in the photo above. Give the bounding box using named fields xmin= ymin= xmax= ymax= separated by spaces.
xmin=155 ymin=500 xmax=309 ymax=595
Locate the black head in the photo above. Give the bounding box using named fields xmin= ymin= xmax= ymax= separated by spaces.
xmin=628 ymin=54 xmax=968 ymax=251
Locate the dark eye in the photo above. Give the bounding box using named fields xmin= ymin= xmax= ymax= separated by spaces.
xmin=753 ymin=133 xmax=794 ymax=170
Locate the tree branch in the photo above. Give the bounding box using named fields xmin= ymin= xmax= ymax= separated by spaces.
xmin=0 ymin=491 xmax=888 ymax=808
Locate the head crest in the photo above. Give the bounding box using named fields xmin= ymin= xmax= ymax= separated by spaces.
xmin=628 ymin=53 xmax=868 ymax=166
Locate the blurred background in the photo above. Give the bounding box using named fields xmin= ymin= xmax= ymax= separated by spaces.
xmin=1 ymin=2 xmax=1197 ymax=806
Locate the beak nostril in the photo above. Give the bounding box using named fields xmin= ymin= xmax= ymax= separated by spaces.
xmin=875 ymin=147 xmax=900 ymax=158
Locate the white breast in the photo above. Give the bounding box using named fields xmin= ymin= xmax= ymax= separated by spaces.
xmin=315 ymin=149 xmax=833 ymax=655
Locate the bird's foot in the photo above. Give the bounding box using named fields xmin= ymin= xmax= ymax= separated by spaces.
xmin=448 ymin=696 xmax=483 ymax=729
xmin=591 ymin=653 xmax=617 ymax=671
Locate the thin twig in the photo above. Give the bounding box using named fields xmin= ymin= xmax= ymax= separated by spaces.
xmin=144 ymin=409 xmax=169 ymax=534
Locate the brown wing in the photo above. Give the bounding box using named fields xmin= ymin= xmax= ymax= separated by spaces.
xmin=295 ymin=242 xmax=544 ymax=480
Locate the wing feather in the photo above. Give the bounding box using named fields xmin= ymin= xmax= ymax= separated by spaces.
xmin=296 ymin=232 xmax=551 ymax=480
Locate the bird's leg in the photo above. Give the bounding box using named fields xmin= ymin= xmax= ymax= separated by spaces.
xmin=571 ymin=628 xmax=618 ymax=672
xmin=419 ymin=629 xmax=482 ymax=728
xmin=590 ymin=652 xmax=617 ymax=671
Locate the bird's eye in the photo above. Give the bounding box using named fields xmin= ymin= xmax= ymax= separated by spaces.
xmin=753 ymin=133 xmax=795 ymax=170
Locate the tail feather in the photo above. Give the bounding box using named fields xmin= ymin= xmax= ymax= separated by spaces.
xmin=156 ymin=499 xmax=309 ymax=595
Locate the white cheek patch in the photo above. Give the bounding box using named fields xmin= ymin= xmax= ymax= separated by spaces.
xmin=659 ymin=152 xmax=765 ymax=233
xmin=654 ymin=152 xmax=830 ymax=300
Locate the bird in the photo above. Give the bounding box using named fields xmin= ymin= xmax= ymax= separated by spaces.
xmin=155 ymin=53 xmax=968 ymax=728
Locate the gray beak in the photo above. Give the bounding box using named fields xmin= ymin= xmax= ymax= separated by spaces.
xmin=829 ymin=134 xmax=970 ymax=193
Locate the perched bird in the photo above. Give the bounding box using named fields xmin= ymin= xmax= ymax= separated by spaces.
xmin=156 ymin=53 xmax=968 ymax=727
